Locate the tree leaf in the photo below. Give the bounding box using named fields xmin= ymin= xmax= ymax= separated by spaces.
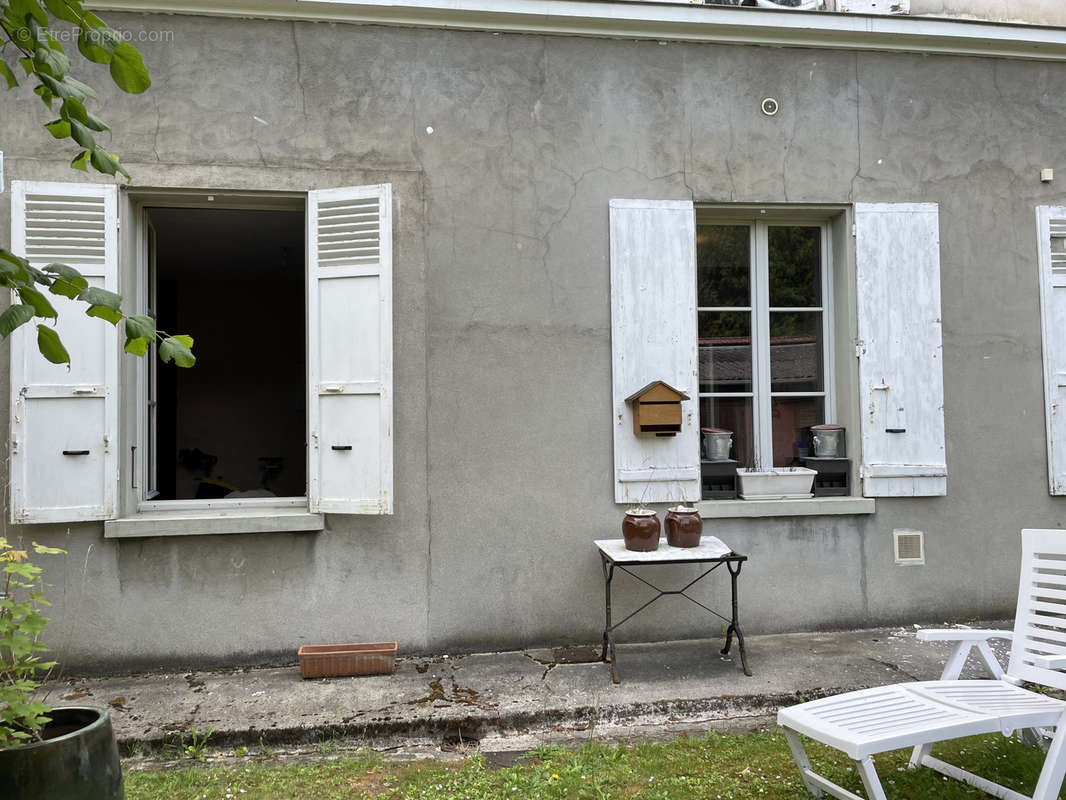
xmin=89 ymin=148 xmax=129 ymax=180
xmin=46 ymin=272 xmax=88 ymax=299
xmin=124 ymin=336 xmax=149 ymax=357
xmin=17 ymin=285 xmax=57 ymax=319
xmin=59 ymin=96 xmax=87 ymax=123
xmin=62 ymin=76 xmax=97 ymax=101
xmin=69 ymin=118 xmax=94 ymax=150
xmin=33 ymin=43 xmax=70 ymax=79
xmin=70 ymin=150 xmax=90 ymax=171
xmin=33 ymin=84 xmax=53 ymax=110
xmin=159 ymin=335 xmax=195 ymax=368
xmin=78 ymin=285 xmax=121 ymax=310
xmin=36 ymin=325 xmax=69 ymax=365
xmin=43 ymin=0 xmax=82 ymax=24
xmin=124 ymin=314 xmax=155 ymax=341
xmin=0 ymin=61 xmax=17 ymax=90
xmin=43 ymin=262 xmax=85 ymax=283
xmin=43 ymin=119 xmax=71 ymax=139
xmin=0 ymin=305 xmax=36 ymax=339
xmin=124 ymin=314 xmax=155 ymax=356
xmin=85 ymin=305 xmax=121 ymax=325
xmin=108 ymin=42 xmax=150 ymax=94
xmin=83 ymin=110 xmax=109 ymax=133
xmin=76 ymin=27 xmax=112 ymax=64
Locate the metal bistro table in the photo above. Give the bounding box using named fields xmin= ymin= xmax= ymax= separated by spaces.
xmin=595 ymin=535 xmax=751 ymax=684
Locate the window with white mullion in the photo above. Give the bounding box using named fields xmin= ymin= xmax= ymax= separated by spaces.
xmin=697 ymin=217 xmax=833 ymax=472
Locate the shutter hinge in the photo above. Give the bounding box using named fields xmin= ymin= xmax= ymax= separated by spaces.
xmin=10 ymin=437 xmax=17 ymax=454
xmin=851 ymin=223 xmax=856 ymax=237
xmin=103 ymin=435 xmax=110 ymax=454
xmin=116 ymin=217 xmax=121 ymax=231
xmin=855 ymin=339 xmax=866 ymax=358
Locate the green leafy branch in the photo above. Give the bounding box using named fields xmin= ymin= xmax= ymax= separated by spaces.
xmin=0 ymin=0 xmax=150 ymax=179
xmin=0 ymin=247 xmax=195 ymax=367
xmin=0 ymin=537 xmax=66 ymax=746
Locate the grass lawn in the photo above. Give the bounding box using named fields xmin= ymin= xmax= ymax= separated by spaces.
xmin=125 ymin=727 xmax=1063 ymax=800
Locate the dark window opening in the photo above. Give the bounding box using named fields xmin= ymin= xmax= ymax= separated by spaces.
xmin=147 ymin=207 xmax=306 ymax=501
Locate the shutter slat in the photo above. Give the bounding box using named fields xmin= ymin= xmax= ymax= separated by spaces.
xmin=10 ymin=181 xmax=118 ymax=523
xmin=855 ymin=203 xmax=947 ymax=497
xmin=307 ymin=185 xmax=393 ymax=515
xmin=609 ymin=199 xmax=699 ymax=504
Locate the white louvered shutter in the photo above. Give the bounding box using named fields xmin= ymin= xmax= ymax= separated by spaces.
xmin=9 ymin=181 xmax=119 ymax=522
xmin=307 ymin=184 xmax=393 ymax=514
xmin=609 ymin=199 xmax=700 ymax=504
xmin=855 ymin=203 xmax=946 ymax=497
xmin=1037 ymin=207 xmax=1066 ymax=495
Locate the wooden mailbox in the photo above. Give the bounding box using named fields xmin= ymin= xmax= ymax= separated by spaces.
xmin=626 ymin=381 xmax=689 ymax=436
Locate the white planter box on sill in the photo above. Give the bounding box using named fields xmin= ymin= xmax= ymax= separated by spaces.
xmin=736 ymin=467 xmax=816 ymax=500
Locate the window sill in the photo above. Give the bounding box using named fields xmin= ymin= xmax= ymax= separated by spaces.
xmin=697 ymin=496 xmax=875 ymax=519
xmin=103 ymin=508 xmax=325 ymax=538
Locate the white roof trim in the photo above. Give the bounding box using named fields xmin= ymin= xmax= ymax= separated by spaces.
xmin=90 ymin=0 xmax=1066 ymax=61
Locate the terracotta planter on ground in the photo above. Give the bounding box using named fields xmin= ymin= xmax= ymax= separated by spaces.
xmin=298 ymin=642 xmax=398 ymax=678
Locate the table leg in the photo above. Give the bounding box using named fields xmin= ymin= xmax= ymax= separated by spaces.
xmin=600 ymin=556 xmax=620 ymax=684
xmin=721 ymin=559 xmax=752 ymax=677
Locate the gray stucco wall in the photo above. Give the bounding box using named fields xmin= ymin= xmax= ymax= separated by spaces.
xmin=1 ymin=12 xmax=1065 ymax=671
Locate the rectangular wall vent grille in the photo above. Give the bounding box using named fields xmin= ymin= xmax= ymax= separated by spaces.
xmin=894 ymin=529 xmax=925 ymax=565
xmin=23 ymin=193 xmax=107 ymax=265
xmin=316 ymin=196 xmax=380 ymax=268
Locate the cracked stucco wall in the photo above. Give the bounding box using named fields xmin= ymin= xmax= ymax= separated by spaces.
xmin=0 ymin=13 xmax=1064 ymax=669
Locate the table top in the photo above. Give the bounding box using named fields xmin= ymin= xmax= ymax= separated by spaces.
xmin=595 ymin=535 xmax=739 ymax=564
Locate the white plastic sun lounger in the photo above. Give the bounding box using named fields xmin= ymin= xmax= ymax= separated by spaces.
xmin=778 ymin=528 xmax=1066 ymax=800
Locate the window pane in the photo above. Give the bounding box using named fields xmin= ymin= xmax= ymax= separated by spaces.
xmin=770 ymin=311 xmax=823 ymax=392
xmin=699 ymin=311 xmax=752 ymax=393
xmin=771 ymin=396 xmax=825 ymax=467
xmin=697 ymin=225 xmax=750 ymax=308
xmin=699 ymin=396 xmax=752 ymax=466
xmin=768 ymin=226 xmax=821 ymax=308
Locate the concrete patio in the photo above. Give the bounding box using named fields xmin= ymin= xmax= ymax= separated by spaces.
xmin=39 ymin=621 xmax=1015 ymax=758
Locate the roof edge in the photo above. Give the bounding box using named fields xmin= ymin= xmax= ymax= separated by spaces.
xmin=89 ymin=0 xmax=1066 ymax=61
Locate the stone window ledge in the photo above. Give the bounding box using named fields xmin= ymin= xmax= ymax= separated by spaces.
xmin=103 ymin=508 xmax=324 ymax=538
xmin=697 ymin=496 xmax=875 ymax=519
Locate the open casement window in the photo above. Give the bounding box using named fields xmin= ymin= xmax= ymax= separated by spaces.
xmin=1037 ymin=206 xmax=1066 ymax=495
xmin=9 ymin=181 xmax=119 ymax=523
xmin=609 ymin=199 xmax=700 ymax=504
xmin=855 ymin=203 xmax=947 ymax=497
xmin=307 ymin=185 xmax=393 ymax=514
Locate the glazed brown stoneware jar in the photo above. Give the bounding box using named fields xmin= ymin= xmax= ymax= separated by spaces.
xmin=665 ymin=505 xmax=702 ymax=548
xmin=621 ymin=507 xmax=660 ymax=551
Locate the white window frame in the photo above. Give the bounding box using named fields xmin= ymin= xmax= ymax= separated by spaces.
xmin=123 ymin=190 xmax=312 ymax=518
xmin=697 ymin=216 xmax=836 ymax=468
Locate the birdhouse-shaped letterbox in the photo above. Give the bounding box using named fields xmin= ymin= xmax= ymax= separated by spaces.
xmin=626 ymin=381 xmax=689 ymax=437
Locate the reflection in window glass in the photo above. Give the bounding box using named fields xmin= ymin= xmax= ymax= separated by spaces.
xmin=697 ymin=225 xmax=750 ymax=308
xmin=769 ymin=311 xmax=823 ymax=393
xmin=700 ymin=397 xmax=753 ymax=467
xmin=771 ymin=396 xmax=824 ymax=467
xmin=699 ymin=311 xmax=752 ymax=393
xmin=769 ymin=226 xmax=820 ymax=308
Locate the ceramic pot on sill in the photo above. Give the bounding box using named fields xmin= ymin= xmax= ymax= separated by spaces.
xmin=621 ymin=507 xmax=660 ymax=552
xmin=665 ymin=504 xmax=702 ymax=548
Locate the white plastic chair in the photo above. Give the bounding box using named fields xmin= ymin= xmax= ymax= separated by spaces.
xmin=778 ymin=528 xmax=1066 ymax=800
